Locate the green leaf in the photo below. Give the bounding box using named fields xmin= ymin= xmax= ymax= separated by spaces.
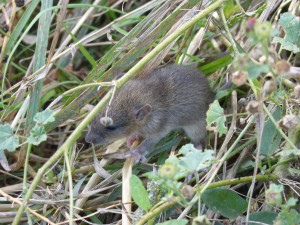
xmin=130 ymin=175 xmax=151 ymax=211
xmin=215 ymin=85 xmax=235 ymax=100
xmin=206 ymin=100 xmax=227 ymax=136
xmin=275 ymin=209 xmax=300 ymax=225
xmin=180 ymin=53 xmax=204 ymax=63
xmin=156 ymin=219 xmax=188 ymax=225
xmin=34 ymin=109 xmax=55 ymax=125
xmin=286 ymin=197 xmax=298 ymax=208
xmin=202 ymin=188 xmax=247 ymax=219
xmin=260 ymin=107 xmax=282 ymax=157
xmin=223 ymin=0 xmax=239 ymax=18
xmin=163 ymin=146 xmax=215 ymax=180
xmin=278 ymin=149 xmax=300 ymax=157
xmin=28 ymin=125 xmax=47 ymax=145
xmin=272 ymin=12 xmax=300 ymax=53
xmin=178 ymin=144 xmax=215 ymax=172
xmin=43 ymin=170 xmax=56 ymax=184
xmin=273 ymin=37 xmax=300 ymax=53
xmin=0 ymin=150 xmax=11 ymax=171
xmin=112 ymin=25 xmax=129 ymax=36
xmin=0 ymin=124 xmax=19 ymax=152
xmin=4 ymin=0 xmax=40 ymax=56
xmin=73 ymin=176 xmax=87 ymax=196
xmin=66 ymin=25 xmax=97 ymax=68
xmin=246 ymin=63 xmax=269 ymax=79
xmin=199 ymin=54 xmax=233 ymax=75
xmin=249 ymin=211 xmax=278 ymax=225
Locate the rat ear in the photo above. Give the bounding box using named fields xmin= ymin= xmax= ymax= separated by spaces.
xmin=100 ymin=116 xmax=113 ymax=127
xmin=134 ymin=104 xmax=152 ymax=121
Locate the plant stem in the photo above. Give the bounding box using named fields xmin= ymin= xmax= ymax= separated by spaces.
xmin=135 ymin=197 xmax=180 ymax=225
xmin=22 ymin=143 xmax=32 ymax=191
xmin=225 ymin=136 xmax=256 ymax=160
xmin=219 ymin=6 xmax=239 ymax=55
xmin=12 ymin=90 xmax=113 ymax=225
xmin=64 ymin=149 xmax=73 ymax=225
xmin=197 ymin=174 xmax=277 ymax=191
xmin=263 ymin=104 xmax=298 ymax=150
xmin=12 ymin=0 xmax=228 ymax=223
xmin=265 ymin=157 xmax=296 ymax=174
xmin=199 ymin=116 xmax=255 ymax=194
xmin=225 ymin=112 xmax=248 ymax=117
xmin=62 ymin=82 xmax=113 ymax=96
xmin=246 ymin=101 xmax=264 ymax=223
xmin=136 ymin=174 xmax=277 ymax=224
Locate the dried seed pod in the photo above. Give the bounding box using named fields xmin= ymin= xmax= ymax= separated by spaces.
xmin=275 ymin=60 xmax=291 ymax=74
xmin=238 ymin=98 xmax=248 ymax=107
xmin=246 ymin=100 xmax=260 ymax=115
xmin=262 ymin=80 xmax=276 ymax=95
xmin=240 ymin=118 xmax=246 ymax=125
xmin=232 ymin=71 xmax=248 ymax=87
xmin=281 ymin=115 xmax=299 ymax=129
xmin=294 ymin=85 xmax=300 ymax=99
xmin=181 ymin=184 xmax=194 ymax=199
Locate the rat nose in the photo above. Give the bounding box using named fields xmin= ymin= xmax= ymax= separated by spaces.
xmin=85 ymin=126 xmax=93 ymax=143
xmin=85 ymin=131 xmax=104 ymax=144
xmin=85 ymin=129 xmax=97 ymax=144
xmin=85 ymin=134 xmax=93 ymax=143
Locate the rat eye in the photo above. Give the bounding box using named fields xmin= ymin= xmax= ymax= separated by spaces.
xmin=105 ymin=126 xmax=117 ymax=131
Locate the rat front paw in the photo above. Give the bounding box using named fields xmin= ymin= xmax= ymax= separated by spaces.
xmin=127 ymin=134 xmax=142 ymax=148
xmin=130 ymin=148 xmax=147 ymax=164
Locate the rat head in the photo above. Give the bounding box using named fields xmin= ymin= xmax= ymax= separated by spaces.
xmin=85 ymin=100 xmax=152 ymax=145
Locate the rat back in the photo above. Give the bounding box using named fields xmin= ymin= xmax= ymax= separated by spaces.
xmin=133 ymin=64 xmax=213 ymax=147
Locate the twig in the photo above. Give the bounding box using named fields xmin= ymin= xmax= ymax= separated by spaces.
xmin=179 ymin=115 xmax=255 ymax=219
xmin=12 ymin=1 xmax=228 ymax=223
xmin=64 ymin=147 xmax=74 ymax=225
xmin=105 ymin=80 xmax=117 ymax=118
xmin=246 ymin=99 xmax=264 ymax=224
xmin=122 ymin=140 xmax=138 ymax=225
xmin=135 ymin=197 xmax=180 ymax=225
xmin=137 ymin=173 xmax=277 ymax=224
xmin=47 ymin=0 xmax=69 ymax=63
xmin=0 ymin=189 xmax=56 ymax=225
xmin=215 ymin=90 xmax=238 ymax=161
xmin=263 ymin=104 xmax=298 ymax=150
xmin=62 ymin=82 xmax=113 ymax=96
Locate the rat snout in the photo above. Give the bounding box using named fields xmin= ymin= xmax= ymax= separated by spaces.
xmin=85 ymin=129 xmax=105 ymax=144
xmin=85 ymin=133 xmax=105 ymax=144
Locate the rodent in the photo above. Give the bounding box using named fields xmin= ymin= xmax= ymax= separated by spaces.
xmin=85 ymin=64 xmax=213 ymax=162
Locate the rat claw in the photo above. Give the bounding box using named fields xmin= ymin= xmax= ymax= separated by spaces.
xmin=130 ymin=148 xmax=147 ymax=164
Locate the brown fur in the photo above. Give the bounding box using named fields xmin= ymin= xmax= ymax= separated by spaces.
xmin=85 ymin=64 xmax=213 ymax=161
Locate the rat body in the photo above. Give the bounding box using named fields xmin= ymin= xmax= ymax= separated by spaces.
xmin=85 ymin=64 xmax=213 ymax=162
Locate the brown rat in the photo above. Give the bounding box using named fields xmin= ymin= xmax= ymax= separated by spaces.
xmin=85 ymin=64 xmax=213 ymax=162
